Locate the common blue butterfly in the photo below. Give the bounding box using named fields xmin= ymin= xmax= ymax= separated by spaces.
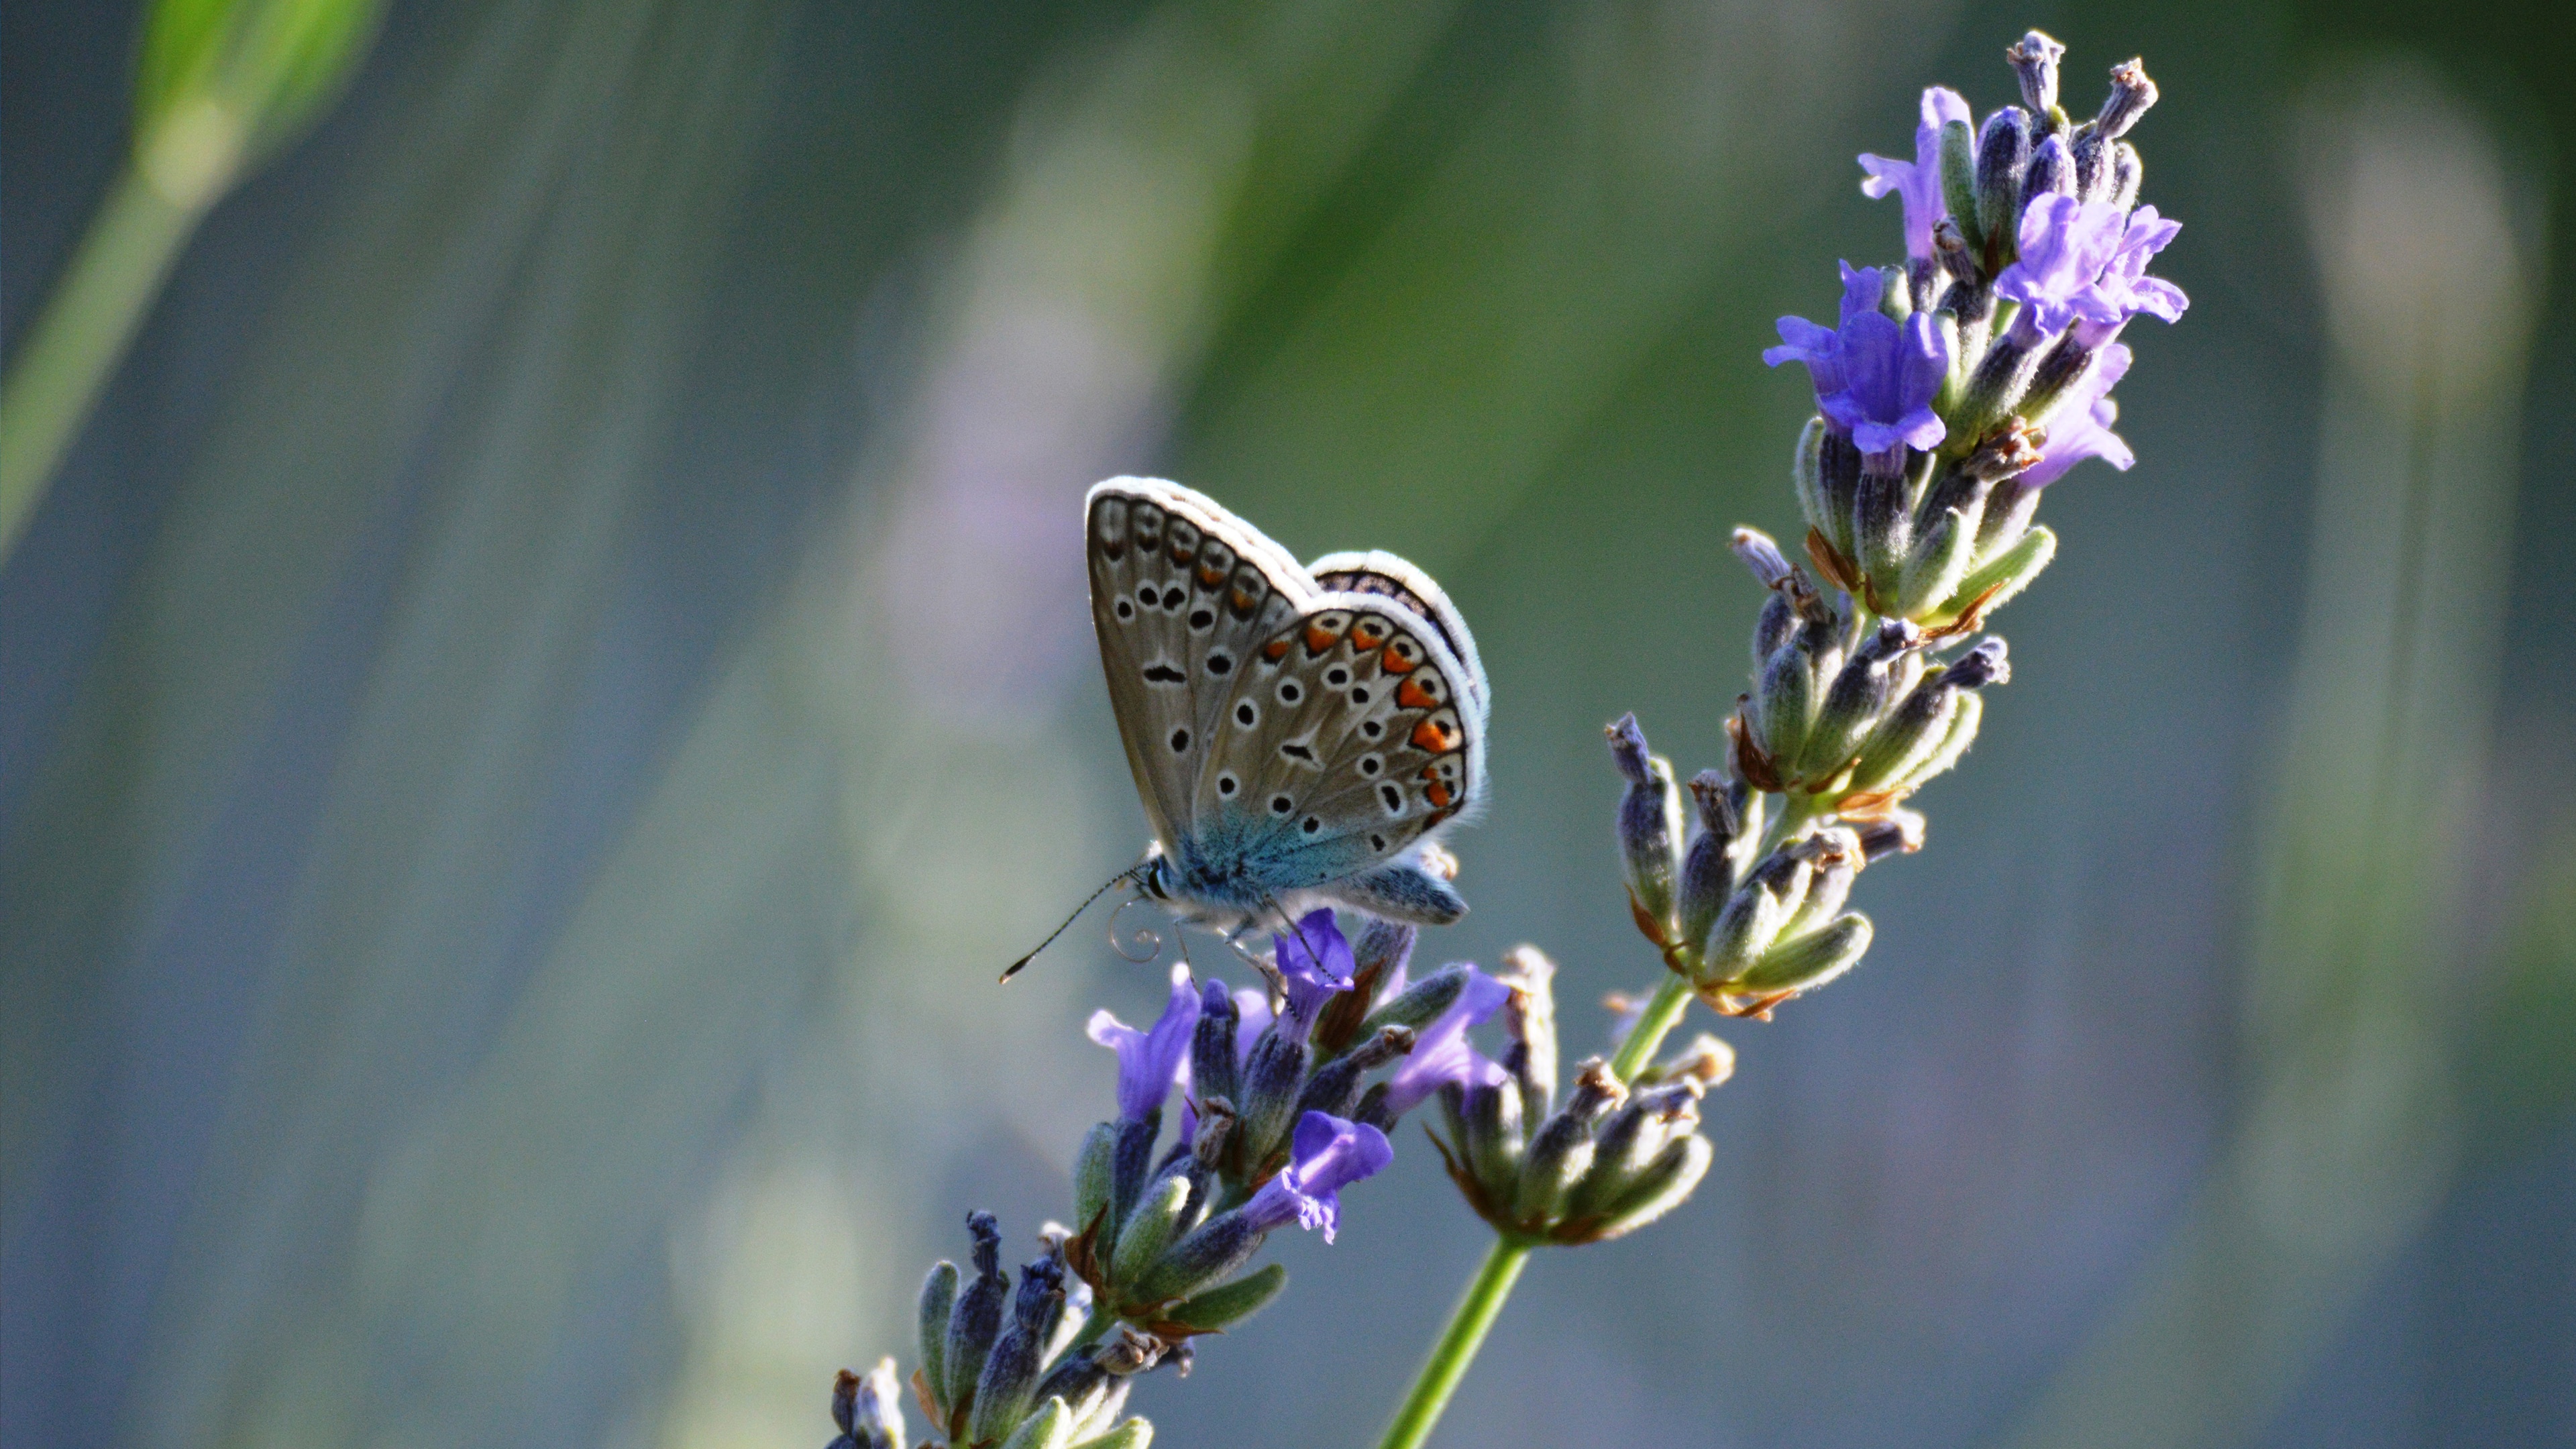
xmin=1003 ymin=478 xmax=1489 ymax=979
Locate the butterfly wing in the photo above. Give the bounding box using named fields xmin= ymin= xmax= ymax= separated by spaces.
xmin=1193 ymin=591 xmax=1485 ymax=892
xmin=1087 ymin=477 xmax=1316 ymax=850
xmin=1306 ymin=549 xmax=1490 ymax=742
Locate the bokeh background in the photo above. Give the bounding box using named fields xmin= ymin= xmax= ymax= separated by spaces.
xmin=6 ymin=1 xmax=2572 ymax=1446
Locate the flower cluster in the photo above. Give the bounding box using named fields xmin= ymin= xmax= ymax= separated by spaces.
xmin=1426 ymin=947 xmax=1729 ymax=1244
xmin=1616 ymin=33 xmax=2182 ymax=1017
xmin=877 ymin=912 xmax=1558 ymax=1448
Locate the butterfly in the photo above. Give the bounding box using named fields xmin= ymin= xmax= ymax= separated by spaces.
xmin=1003 ymin=478 xmax=1489 ymax=979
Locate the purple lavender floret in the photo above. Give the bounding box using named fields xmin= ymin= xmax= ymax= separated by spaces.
xmin=1994 ymin=193 xmax=2130 ymax=338
xmin=2070 ymin=205 xmax=2187 ymax=347
xmin=1241 ymin=1110 xmax=1395 ymax=1243
xmin=1859 ymin=87 xmax=1974 ymax=260
xmin=1087 ymin=959 xmax=1201 ymax=1122
xmin=1273 ymin=908 xmax=1354 ymax=1035
xmin=2023 ymin=343 xmax=2135 ymax=486
xmin=1379 ymin=968 xmax=1512 ymax=1120
xmin=1764 ymin=262 xmax=1948 ymax=464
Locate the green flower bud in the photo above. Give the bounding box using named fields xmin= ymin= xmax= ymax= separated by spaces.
xmin=1070 ymin=1419 xmax=1155 ymax=1449
xmin=1895 ymin=505 xmax=1978 ymax=619
xmin=1944 ymin=523 xmax=2055 ymax=626
xmin=998 ymin=1397 xmax=1075 ymax=1449
xmin=916 ymin=1262 xmax=957 ymax=1409
xmin=1703 ymin=853 xmax=1813 ymax=978
xmin=1939 ymin=118 xmax=1982 ymax=263
xmin=1975 ymin=108 xmax=2034 ymax=268
xmin=1791 ymin=418 xmax=1833 ymax=547
xmin=1515 ymin=1060 xmax=1625 ymax=1223
xmin=1110 ymin=1175 xmax=1192 ymax=1290
xmin=1608 ymin=716 xmax=1686 ymax=933
xmin=1357 ymin=963 xmax=1470 ymax=1040
xmin=1073 ymin=1124 xmax=1119 ymax=1244
xmin=1161 ymin=1261 xmax=1288 ymax=1334
xmin=1739 ymin=913 xmax=1875 ymax=995
xmin=1893 ymin=690 xmax=1984 ymax=794
xmin=1582 ymin=1133 xmax=1713 ymax=1242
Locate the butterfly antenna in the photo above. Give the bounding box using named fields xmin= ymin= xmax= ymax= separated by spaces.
xmin=1000 ymin=868 xmax=1139 ymax=983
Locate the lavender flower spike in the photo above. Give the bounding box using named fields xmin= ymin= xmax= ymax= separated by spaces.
xmin=2023 ymin=343 xmax=2135 ymax=486
xmin=1242 ymin=1110 xmax=1395 ymax=1243
xmin=1379 ymin=968 xmax=1512 ymax=1120
xmin=1859 ymin=86 xmax=1974 ymax=260
xmin=1994 ymin=193 xmax=2129 ymax=339
xmin=1087 ymin=959 xmax=1201 ymax=1122
xmin=1765 ymin=262 xmax=1947 ymax=468
xmin=2070 ymin=205 xmax=2187 ymax=349
xmin=1274 ymin=908 xmax=1355 ymax=1036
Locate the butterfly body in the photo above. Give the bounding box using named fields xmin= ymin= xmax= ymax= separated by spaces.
xmin=1087 ymin=477 xmax=1488 ymax=937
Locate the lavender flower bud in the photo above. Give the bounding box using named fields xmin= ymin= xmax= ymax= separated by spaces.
xmin=968 ymin=1256 xmax=1067 ymax=1444
xmin=2108 ymin=140 xmax=2143 ymax=211
xmin=1974 ymin=107 xmax=2033 ymax=265
xmin=2025 ymin=133 xmax=2074 ymax=201
xmin=1033 ymin=1348 xmax=1117 ymax=1430
xmin=1564 ymin=1079 xmax=1702 ymax=1226
xmin=1235 ymin=1031 xmax=1307 ymax=1175
xmin=994 ymin=1397 xmax=1071 ymax=1449
xmin=1938 ymin=117 xmax=1982 ymax=261
xmin=1676 ymin=771 xmax=1743 ymax=951
xmin=916 ymin=1263 xmax=957 ymax=1413
xmin=1073 ymin=1419 xmax=1151 ymax=1449
xmin=1856 ymin=809 xmax=1926 ymax=860
xmin=1894 ymin=506 xmax=1978 ymax=619
xmin=1752 ymin=589 xmax=1796 ymax=665
xmin=944 ymin=1213 xmax=1009 ymax=1411
xmin=1187 ymin=982 xmax=1240 ymax=1114
xmin=1741 ymin=913 xmax=1876 ymax=995
xmin=1110 ymin=1175 xmax=1193 ymax=1289
xmin=1190 ymin=1095 xmax=1235 ymax=1169
xmin=1933 ymin=215 xmax=1978 ymax=286
xmin=2006 ymin=30 xmax=2066 ymax=116
xmin=1854 ymin=463 xmax=1911 ymax=598
xmin=1729 ymin=525 xmax=1795 ymax=590
xmin=1073 ymin=1124 xmax=1118 ymax=1241
xmin=2094 ymin=58 xmax=2158 ymax=140
xmin=1800 ymin=619 xmax=1918 ymax=779
xmin=1359 ymin=963 xmax=1470 ymax=1038
xmin=1703 ymin=851 xmax=1814 ymax=977
xmin=1498 ymin=945 xmax=1559 ymax=1124
xmin=1582 ymin=1133 xmax=1714 ymax=1242
xmin=1815 ymin=426 xmax=1865 ymax=558
xmin=1776 ymin=842 xmax=1859 ymax=943
xmin=1753 ymin=636 xmax=1819 ymax=770
xmin=1317 ymin=920 xmax=1418 ymax=1056
xmin=831 ymin=1359 xmax=908 ymax=1449
xmin=1789 ymin=420 xmax=1837 ymax=553
xmin=1161 ymin=1261 xmax=1289 ymax=1334
xmin=1607 ymin=716 xmax=1686 ymax=932
xmin=1295 ymin=1024 xmax=1414 ymax=1120
xmin=1109 ymin=1114 xmax=1161 ymax=1237
xmin=1516 ymin=1059 xmax=1627 ymax=1222
xmin=1454 ymin=1078 xmax=1525 ymax=1194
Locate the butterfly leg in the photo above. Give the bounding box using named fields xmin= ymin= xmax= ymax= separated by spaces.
xmin=1313 ymin=854 xmax=1467 ymax=926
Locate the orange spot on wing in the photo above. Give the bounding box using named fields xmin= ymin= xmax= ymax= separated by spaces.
xmin=1305 ymin=623 xmax=1342 ymax=655
xmin=1351 ymin=621 xmax=1387 ymax=649
xmin=1380 ymin=645 xmax=1417 ymax=674
xmin=1411 ymin=718 xmax=1456 ymax=753
xmin=1233 ymin=588 xmax=1256 ymax=613
xmin=1426 ymin=780 xmax=1453 ymax=808
xmin=1200 ymin=564 xmax=1227 ymax=586
xmin=1397 ymin=678 xmax=1439 ymax=710
xmin=1263 ymin=638 xmax=1292 ymax=661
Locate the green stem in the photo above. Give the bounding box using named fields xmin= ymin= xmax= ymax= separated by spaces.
xmin=0 ymin=158 xmax=211 ymax=562
xmin=1608 ymin=971 xmax=1695 ymax=1081
xmin=1373 ymin=1236 xmax=1531 ymax=1449
xmin=1375 ymin=971 xmax=1695 ymax=1448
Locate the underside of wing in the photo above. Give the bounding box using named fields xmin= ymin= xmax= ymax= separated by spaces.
xmin=1191 ymin=592 xmax=1485 ymax=890
xmin=1087 ymin=478 xmax=1316 ymax=847
xmin=1305 ymin=549 xmax=1489 ymax=737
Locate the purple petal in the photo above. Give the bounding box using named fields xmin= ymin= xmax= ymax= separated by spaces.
xmin=1242 ymin=1111 xmax=1395 ymax=1243
xmin=1086 ymin=961 xmax=1201 ymax=1121
xmin=1275 ymin=909 xmax=1354 ymax=1033
xmin=1380 ymin=969 xmax=1512 ymax=1119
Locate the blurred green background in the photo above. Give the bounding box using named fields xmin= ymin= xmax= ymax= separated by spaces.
xmin=5 ymin=1 xmax=2571 ymax=1447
